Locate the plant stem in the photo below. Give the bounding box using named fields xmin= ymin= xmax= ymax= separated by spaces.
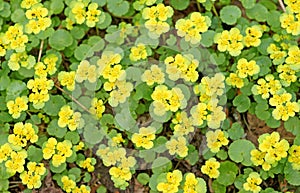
xmin=54 ymin=84 xmax=91 ymax=114
xmin=278 ymin=0 xmax=286 ymax=12
xmin=38 ymin=40 xmax=44 ymax=63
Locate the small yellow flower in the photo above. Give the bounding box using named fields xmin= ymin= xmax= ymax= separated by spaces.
xmin=132 ymin=126 xmax=156 ymax=149
xmin=201 ymin=158 xmax=220 ymax=178
xmin=243 ymin=172 xmax=262 ymax=193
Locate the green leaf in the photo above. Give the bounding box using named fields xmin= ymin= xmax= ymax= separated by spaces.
xmin=284 ymin=116 xmax=300 ymax=136
xmin=220 ymin=5 xmax=241 ymax=25
xmin=246 ymin=4 xmax=268 ymax=22
xmin=49 ymin=29 xmax=73 ymax=50
xmin=267 ymin=10 xmax=281 ymax=30
xmin=233 ymin=94 xmax=251 ymax=113
xmin=216 ymin=161 xmax=238 ymax=186
xmin=74 ymin=44 xmax=94 ymax=61
xmin=50 ymin=0 xmax=65 ymax=14
xmin=50 ymin=162 xmax=66 ymax=173
xmin=239 ymin=0 xmax=255 ymax=9
xmin=201 ymin=30 xmax=216 ymax=47
xmin=153 ymin=136 xmax=167 ymax=153
xmin=0 ymin=2 xmax=11 ymax=18
xmin=43 ymin=95 xmax=66 ymax=116
xmin=216 ymin=149 xmax=228 ymax=160
xmin=137 ymin=173 xmax=150 ymax=185
xmin=185 ymin=148 xmax=199 ymax=165
xmin=0 ymin=75 xmax=10 ymax=91
xmin=266 ymin=115 xmax=281 ymax=128
xmin=228 ymin=139 xmax=255 ymax=166
xmin=68 ymin=168 xmax=81 ymax=182
xmin=228 ymin=122 xmax=244 ymax=140
xmin=97 ymin=12 xmax=112 ymax=29
xmin=6 ymin=80 xmax=27 ymax=101
xmin=83 ymin=123 xmax=104 ymax=145
xmin=96 ymin=185 xmax=107 ymax=193
xmin=107 ymin=0 xmax=129 ymax=17
xmin=139 ymin=149 xmax=156 ymax=163
xmin=64 ymin=131 xmax=80 ymax=144
xmin=284 ymin=162 xmax=300 ymax=186
xmin=149 ymin=103 xmax=172 ymax=123
xmin=0 ymin=179 xmax=9 ymax=191
xmin=27 ymin=145 xmax=43 ymax=162
xmin=170 ymin=0 xmax=190 ymax=10
xmin=70 ymin=26 xmax=85 ymax=40
xmin=212 ymin=180 xmax=226 ymax=193
xmin=11 ymin=9 xmax=26 ymax=23
xmin=151 ymin=157 xmax=172 ymax=174
xmin=47 ymin=119 xmax=67 ymax=138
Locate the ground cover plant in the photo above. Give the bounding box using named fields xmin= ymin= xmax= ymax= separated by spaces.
xmin=0 ymin=0 xmax=300 ymax=192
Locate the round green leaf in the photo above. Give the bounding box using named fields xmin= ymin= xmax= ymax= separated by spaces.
xmin=49 ymin=29 xmax=73 ymax=50
xmin=107 ymin=0 xmax=129 ymax=17
xmin=228 ymin=139 xmax=255 ymax=166
xmin=246 ymin=4 xmax=268 ymax=22
xmin=43 ymin=95 xmax=66 ymax=116
xmin=220 ymin=5 xmax=241 ymax=25
xmin=137 ymin=173 xmax=150 ymax=185
xmin=233 ymin=94 xmax=251 ymax=113
xmin=170 ymin=0 xmax=190 ymax=10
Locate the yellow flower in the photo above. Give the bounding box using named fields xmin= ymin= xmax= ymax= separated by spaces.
xmin=108 ymin=80 xmax=133 ymax=107
xmin=43 ymin=137 xmax=57 ymax=159
xmin=21 ymin=0 xmax=39 ymax=9
xmin=172 ymin=111 xmax=194 ymax=136
xmin=288 ymin=145 xmax=300 ymax=170
xmin=76 ymin=60 xmax=98 ymax=83
xmin=72 ymin=185 xmax=91 ymax=193
xmin=164 ymin=54 xmax=199 ymax=82
xmin=190 ymin=103 xmax=207 ymax=126
xmin=183 ymin=173 xmax=200 ymax=193
xmin=8 ymin=122 xmax=38 ymax=148
xmin=214 ymin=28 xmax=243 ymax=56
xmin=61 ymin=176 xmax=76 ymax=193
xmin=5 ymin=150 xmax=27 ymax=175
xmin=129 ymin=43 xmax=148 ymax=61
xmin=236 ymin=58 xmax=260 ymax=78
xmin=72 ymin=2 xmax=86 ymax=24
xmin=226 ymin=73 xmax=244 ymax=88
xmin=206 ymin=130 xmax=229 ymax=153
xmin=243 ymin=25 xmax=263 ymax=47
xmin=86 ymin=3 xmax=101 ymax=27
xmin=7 ymin=96 xmax=28 ymax=119
xmin=243 ymin=172 xmax=262 ymax=193
xmin=201 ymin=158 xmax=220 ymax=178
xmin=132 ymin=126 xmax=156 ymax=149
xmin=145 ymin=19 xmax=170 ymax=38
xmin=8 ymin=52 xmax=35 ymax=71
xmin=58 ymin=71 xmax=76 ymax=91
xmin=89 ymin=98 xmax=105 ymax=119
xmin=157 ymin=170 xmax=182 ymax=193
xmin=141 ymin=65 xmax=165 ymax=86
xmin=4 ymin=24 xmax=28 ymax=52
xmin=109 ymin=166 xmax=132 ymax=181
xmin=79 ymin=158 xmax=96 ymax=172
xmin=166 ymin=136 xmax=188 ymax=157
xmin=0 ymin=143 xmax=12 ymax=163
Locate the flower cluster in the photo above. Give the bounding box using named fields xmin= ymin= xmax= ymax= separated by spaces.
xmin=164 ymin=54 xmax=199 ymax=82
xmin=129 ymin=43 xmax=149 ymax=62
xmin=8 ymin=52 xmax=35 ymax=71
xmin=166 ymin=136 xmax=189 ymax=158
xmin=35 ymin=54 xmax=59 ymax=77
xmin=214 ymin=28 xmax=244 ymax=56
xmin=183 ymin=173 xmax=207 ymax=193
xmin=97 ymin=145 xmax=136 ymax=190
xmin=58 ymin=105 xmax=83 ymax=131
xmin=78 ymin=157 xmax=96 ymax=172
xmin=192 ymin=73 xmax=226 ymax=129
xmin=3 ymin=24 xmax=28 ymax=53
xmin=280 ymin=0 xmax=300 ymax=36
xmin=236 ymin=58 xmax=260 ymax=78
xmin=69 ymin=1 xmax=102 ymax=27
xmin=141 ymin=65 xmax=165 ymax=86
xmin=7 ymin=96 xmax=28 ymax=119
xmin=243 ymin=172 xmax=262 ymax=193
xmin=142 ymin=3 xmax=174 ymax=38
xmin=20 ymin=162 xmax=46 ymax=189
xmin=27 ymin=77 xmax=54 ymax=109
xmin=171 ymin=111 xmax=194 ymax=136
xmin=75 ymin=60 xmax=98 ymax=83
xmin=157 ymin=170 xmax=182 ymax=193
xmin=132 ymin=126 xmax=156 ymax=149
xmin=8 ymin=122 xmax=38 ymax=148
xmin=151 ymin=85 xmax=185 ymax=116
xmin=25 ymin=3 xmax=51 ymax=34
xmin=89 ymin=98 xmax=105 ymax=119
xmin=201 ymin=158 xmax=220 ymax=178
xmin=251 ymin=74 xmax=282 ymax=99
xmin=5 ymin=149 xmax=28 ymax=175
xmin=42 ymin=138 xmax=73 ymax=167
xmin=206 ymin=129 xmax=229 ymax=153
xmin=243 ymin=25 xmax=263 ymax=47
xmin=175 ymin=12 xmax=211 ymax=44
xmin=58 ymin=71 xmax=76 ymax=91
xmin=269 ymin=92 xmax=299 ymax=121
xmin=251 ymin=132 xmax=289 ymax=171
xmin=61 ymin=176 xmax=90 ymax=193
xmin=98 ymin=52 xmax=133 ymax=107
xmin=288 ymin=144 xmax=300 ymax=170
xmin=267 ymin=43 xmax=287 ymax=65
xmin=0 ymin=143 xmax=13 ymax=163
